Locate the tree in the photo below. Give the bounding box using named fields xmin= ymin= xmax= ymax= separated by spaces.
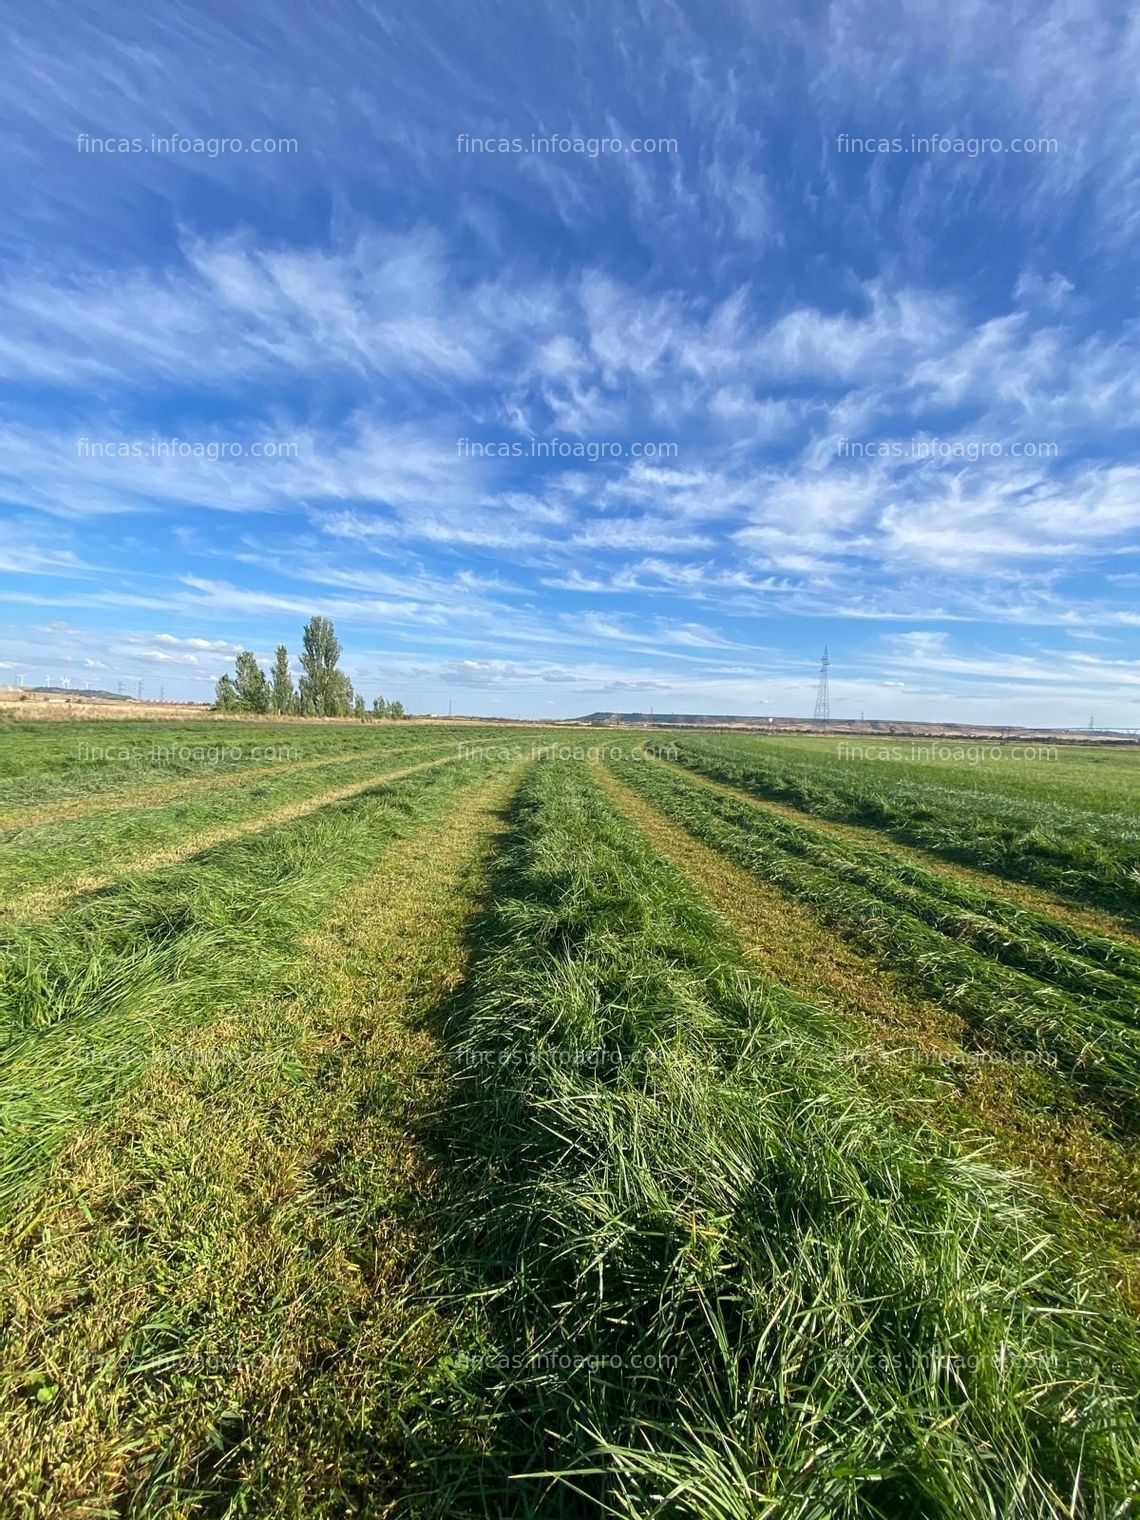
xmin=233 ymin=650 xmax=271 ymax=713
xmin=372 ymin=695 xmax=388 ymax=718
xmin=353 ymin=694 xmax=366 ymax=720
xmin=298 ymin=616 xmax=352 ymax=717
xmin=214 ymin=673 xmax=237 ymax=711
xmin=270 ymin=645 xmax=294 ymax=715
xmin=389 ymin=698 xmax=405 ymax=719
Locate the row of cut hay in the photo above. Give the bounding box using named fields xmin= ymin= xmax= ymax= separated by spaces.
xmin=666 ymin=736 xmax=1140 ymax=924
xmin=0 ymin=737 xmax=466 ymax=901
xmin=408 ymin=758 xmax=1140 ymax=1517
xmin=0 ymin=765 xmax=528 ymax=1520
xmin=0 ymin=755 xmax=492 ymax=1217
xmin=610 ymin=754 xmax=1140 ymax=1126
xmin=0 ymin=716 xmax=457 ymax=818
xmin=640 ymin=750 xmax=1140 ymax=1004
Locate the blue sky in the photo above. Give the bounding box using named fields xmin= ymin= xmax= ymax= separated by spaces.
xmin=1 ymin=0 xmax=1137 ymax=724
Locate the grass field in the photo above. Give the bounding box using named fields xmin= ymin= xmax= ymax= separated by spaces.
xmin=1 ymin=717 xmax=1138 ymax=1517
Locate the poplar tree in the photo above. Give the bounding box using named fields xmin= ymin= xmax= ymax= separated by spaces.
xmin=270 ymin=645 xmax=294 ymax=714
xmin=298 ymin=616 xmax=352 ymax=717
xmin=233 ymin=651 xmax=271 ymax=713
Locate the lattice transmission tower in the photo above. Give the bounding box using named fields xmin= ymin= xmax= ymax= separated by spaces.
xmin=813 ymin=646 xmax=830 ymax=721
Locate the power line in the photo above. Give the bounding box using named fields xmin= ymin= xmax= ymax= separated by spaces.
xmin=813 ymin=646 xmax=831 ymax=721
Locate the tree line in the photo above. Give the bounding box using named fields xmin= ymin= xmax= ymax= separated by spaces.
xmin=214 ymin=616 xmax=406 ymax=719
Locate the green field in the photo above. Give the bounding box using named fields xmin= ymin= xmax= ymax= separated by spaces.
xmin=2 ymin=718 xmax=1138 ymax=1517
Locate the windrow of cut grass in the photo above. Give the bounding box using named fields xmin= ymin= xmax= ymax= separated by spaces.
xmin=0 ymin=752 xmax=502 ymax=1219
xmin=0 ymin=718 xmax=420 ymax=816
xmin=666 ymin=735 xmax=1140 ymax=923
xmin=0 ymin=721 xmax=531 ymax=831
xmin=0 ymin=761 xmax=526 ymax=1520
xmin=408 ymin=758 xmax=1140 ymax=1517
xmin=691 ymin=733 xmax=1140 ymax=817
xmin=647 ymin=757 xmax=1140 ymax=999
xmin=608 ymin=754 xmax=1140 ymax=1124
xmin=0 ymin=733 xmax=442 ymax=833
xmin=593 ymin=760 xmax=1140 ymax=1293
xmin=0 ymin=736 xmax=465 ymax=904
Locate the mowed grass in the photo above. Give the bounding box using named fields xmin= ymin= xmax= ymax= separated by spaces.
xmin=393 ymin=758 xmax=1140 ymax=1516
xmin=1 ymin=762 xmax=526 ymax=1518
xmin=0 ymin=743 xmax=461 ymax=907
xmin=1 ymin=722 xmax=1139 ymax=1518
xmin=665 ymin=731 xmax=1140 ymax=923
xmin=607 ymin=751 xmax=1140 ymax=1123
xmin=0 ymin=744 xmax=471 ymax=912
xmin=0 ymin=748 xmax=520 ymax=1215
xmin=0 ymin=722 xmax=540 ymax=904
xmin=0 ymin=717 xmax=404 ymax=813
xmin=710 ymin=731 xmax=1140 ymax=817
xmin=594 ymin=760 xmax=1140 ymax=1299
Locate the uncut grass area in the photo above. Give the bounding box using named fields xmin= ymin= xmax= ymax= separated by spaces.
xmin=1 ymin=721 xmax=1138 ymax=1518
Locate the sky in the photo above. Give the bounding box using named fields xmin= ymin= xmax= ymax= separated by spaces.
xmin=1 ymin=0 xmax=1138 ymax=725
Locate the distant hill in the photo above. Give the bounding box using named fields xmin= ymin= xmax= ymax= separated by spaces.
xmin=575 ymin=712 xmax=1131 ymax=739
xmin=18 ymin=686 xmax=137 ymax=702
xmin=579 ymin=712 xmax=775 ymax=726
xmin=578 ymin=712 xmax=836 ymax=727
